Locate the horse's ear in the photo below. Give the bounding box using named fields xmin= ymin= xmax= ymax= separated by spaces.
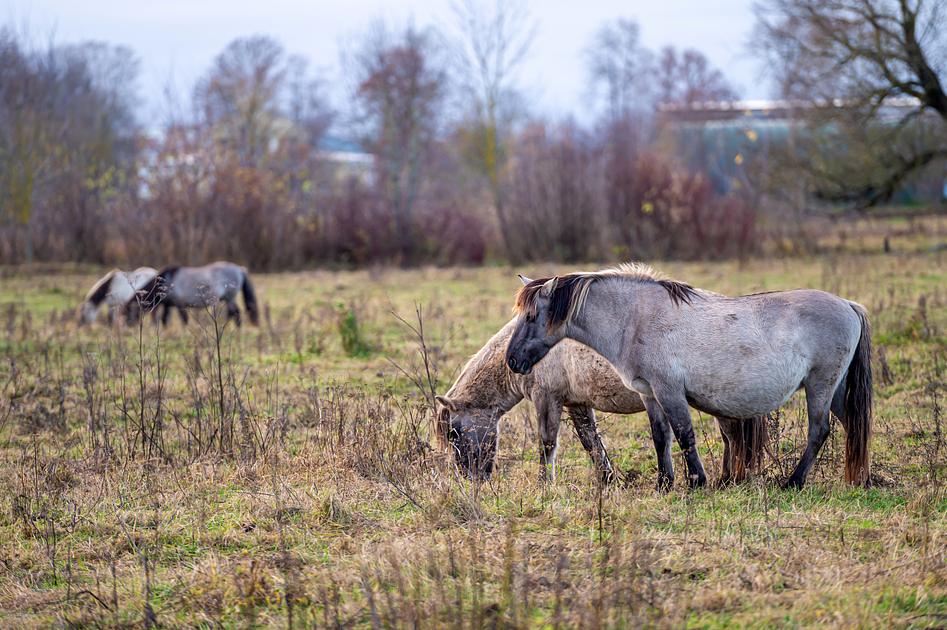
xmin=435 ymin=395 xmax=457 ymax=412
xmin=517 ymin=274 xmax=533 ymax=285
xmin=540 ymin=277 xmax=558 ymax=297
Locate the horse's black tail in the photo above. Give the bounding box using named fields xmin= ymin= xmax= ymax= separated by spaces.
xmin=844 ymin=303 xmax=873 ymax=486
xmin=729 ymin=415 xmax=768 ymax=482
xmin=241 ymin=270 xmax=260 ymax=326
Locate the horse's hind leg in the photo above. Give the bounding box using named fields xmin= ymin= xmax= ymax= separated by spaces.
xmin=649 ymin=386 xmax=707 ymax=489
xmin=533 ymin=394 xmax=563 ymax=483
xmin=830 ymin=381 xmax=848 ymax=429
xmin=177 ymin=307 xmax=189 ymax=325
xmin=226 ymin=300 xmax=241 ymax=327
xmin=784 ymin=381 xmax=834 ymax=489
xmin=567 ymin=406 xmax=615 ymax=485
xmin=641 ymin=396 xmax=676 ymax=491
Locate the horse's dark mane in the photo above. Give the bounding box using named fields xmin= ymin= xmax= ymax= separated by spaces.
xmin=86 ymin=272 xmax=114 ymax=306
xmin=514 ymin=264 xmax=697 ymax=328
xmin=515 ymin=275 xmax=591 ymax=329
xmin=656 ymin=279 xmax=698 ymax=306
xmin=158 ymin=265 xmax=181 ymax=281
xmin=135 ymin=275 xmax=159 ymax=299
xmin=130 ymin=265 xmax=180 ymax=309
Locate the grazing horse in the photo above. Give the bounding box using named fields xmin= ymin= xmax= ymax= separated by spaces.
xmin=436 ymin=314 xmax=766 ymax=485
xmin=80 ymin=267 xmax=157 ymax=325
xmin=505 ymin=264 xmax=872 ymax=490
xmin=127 ymin=261 xmax=259 ymax=327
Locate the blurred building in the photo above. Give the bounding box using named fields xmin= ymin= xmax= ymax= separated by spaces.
xmin=657 ymin=98 xmax=944 ymax=204
xmin=318 ymin=135 xmax=374 ymax=181
xmin=137 ymin=125 xmax=373 ymax=199
xmin=657 ymin=99 xmax=793 ymax=196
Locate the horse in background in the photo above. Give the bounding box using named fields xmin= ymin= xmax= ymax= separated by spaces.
xmin=79 ymin=267 xmax=157 ymax=325
xmin=436 ymin=315 xmax=767 ymax=486
xmin=506 ymin=263 xmax=872 ymax=490
xmin=127 ymin=261 xmax=259 ymax=327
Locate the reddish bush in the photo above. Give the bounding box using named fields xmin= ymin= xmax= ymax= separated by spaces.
xmin=499 ymin=119 xmax=758 ymax=263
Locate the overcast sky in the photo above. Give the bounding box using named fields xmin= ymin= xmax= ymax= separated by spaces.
xmin=7 ymin=0 xmax=769 ymax=125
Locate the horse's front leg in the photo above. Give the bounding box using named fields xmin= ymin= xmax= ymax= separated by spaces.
xmin=642 ymin=396 xmax=675 ymax=491
xmin=533 ymin=394 xmax=563 ymax=483
xmin=160 ymin=303 xmax=173 ymax=326
xmin=652 ymin=386 xmax=707 ymax=489
xmin=567 ymin=406 xmax=615 ymax=485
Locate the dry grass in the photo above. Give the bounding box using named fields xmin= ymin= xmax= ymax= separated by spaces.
xmin=0 ymin=245 xmax=944 ymax=627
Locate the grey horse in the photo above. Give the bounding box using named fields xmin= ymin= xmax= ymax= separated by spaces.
xmin=127 ymin=261 xmax=259 ymax=327
xmin=505 ymin=264 xmax=872 ymax=490
xmin=436 ymin=314 xmax=767 ymax=486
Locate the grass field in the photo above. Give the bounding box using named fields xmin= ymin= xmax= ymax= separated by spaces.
xmin=0 ymin=242 xmax=945 ymax=626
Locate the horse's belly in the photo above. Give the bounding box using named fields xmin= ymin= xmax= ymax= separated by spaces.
xmin=172 ymin=284 xmax=226 ymax=307
xmin=180 ymin=295 xmax=217 ymax=307
xmin=688 ymin=389 xmax=796 ymax=420
xmin=685 ymin=358 xmax=809 ymax=419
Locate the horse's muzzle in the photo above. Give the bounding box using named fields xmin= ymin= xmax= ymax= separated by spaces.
xmin=507 ymin=356 xmax=532 ymax=375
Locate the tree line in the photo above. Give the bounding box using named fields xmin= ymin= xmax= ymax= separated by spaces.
xmin=1 ymin=0 xmax=944 ymax=268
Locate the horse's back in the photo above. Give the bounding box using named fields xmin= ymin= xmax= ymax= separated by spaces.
xmin=208 ymin=262 xmax=246 ymax=297
xmin=744 ymin=289 xmax=863 ymax=357
xmin=171 ymin=262 xmax=245 ymax=306
xmin=106 ymin=270 xmax=144 ymax=304
xmin=127 ymin=267 xmax=157 ymax=291
xmin=703 ymin=289 xmax=861 ymax=342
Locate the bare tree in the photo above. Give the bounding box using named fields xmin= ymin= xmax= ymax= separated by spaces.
xmin=0 ymin=31 xmax=45 ymax=261
xmin=754 ymin=0 xmax=947 ymax=206
xmin=451 ymin=0 xmax=535 ymax=263
xmin=195 ymin=36 xmax=288 ymax=168
xmin=655 ymin=46 xmax=738 ymax=106
xmin=280 ymin=54 xmax=333 ymax=212
xmin=585 ymin=20 xmax=653 ymax=257
xmin=134 ymin=36 xmax=332 ymax=270
xmin=506 ymin=120 xmax=603 ymax=261
xmin=350 ymin=23 xmax=447 ymax=265
xmin=0 ymin=29 xmax=140 ymax=263
xmin=586 ymin=19 xmax=653 ymax=122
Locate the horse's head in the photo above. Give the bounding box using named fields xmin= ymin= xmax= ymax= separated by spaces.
xmin=79 ymin=271 xmax=116 ymax=325
xmin=506 ymin=275 xmax=569 ymax=375
xmin=78 ymin=301 xmax=98 ymax=325
xmin=435 ymin=395 xmax=500 ymax=481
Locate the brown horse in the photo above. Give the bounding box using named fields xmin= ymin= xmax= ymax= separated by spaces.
xmin=436 ymin=316 xmax=767 ymax=486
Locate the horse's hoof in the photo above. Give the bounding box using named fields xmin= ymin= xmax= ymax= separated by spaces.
xmin=656 ymin=476 xmax=674 ymax=493
xmin=688 ymin=473 xmax=707 ymax=489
